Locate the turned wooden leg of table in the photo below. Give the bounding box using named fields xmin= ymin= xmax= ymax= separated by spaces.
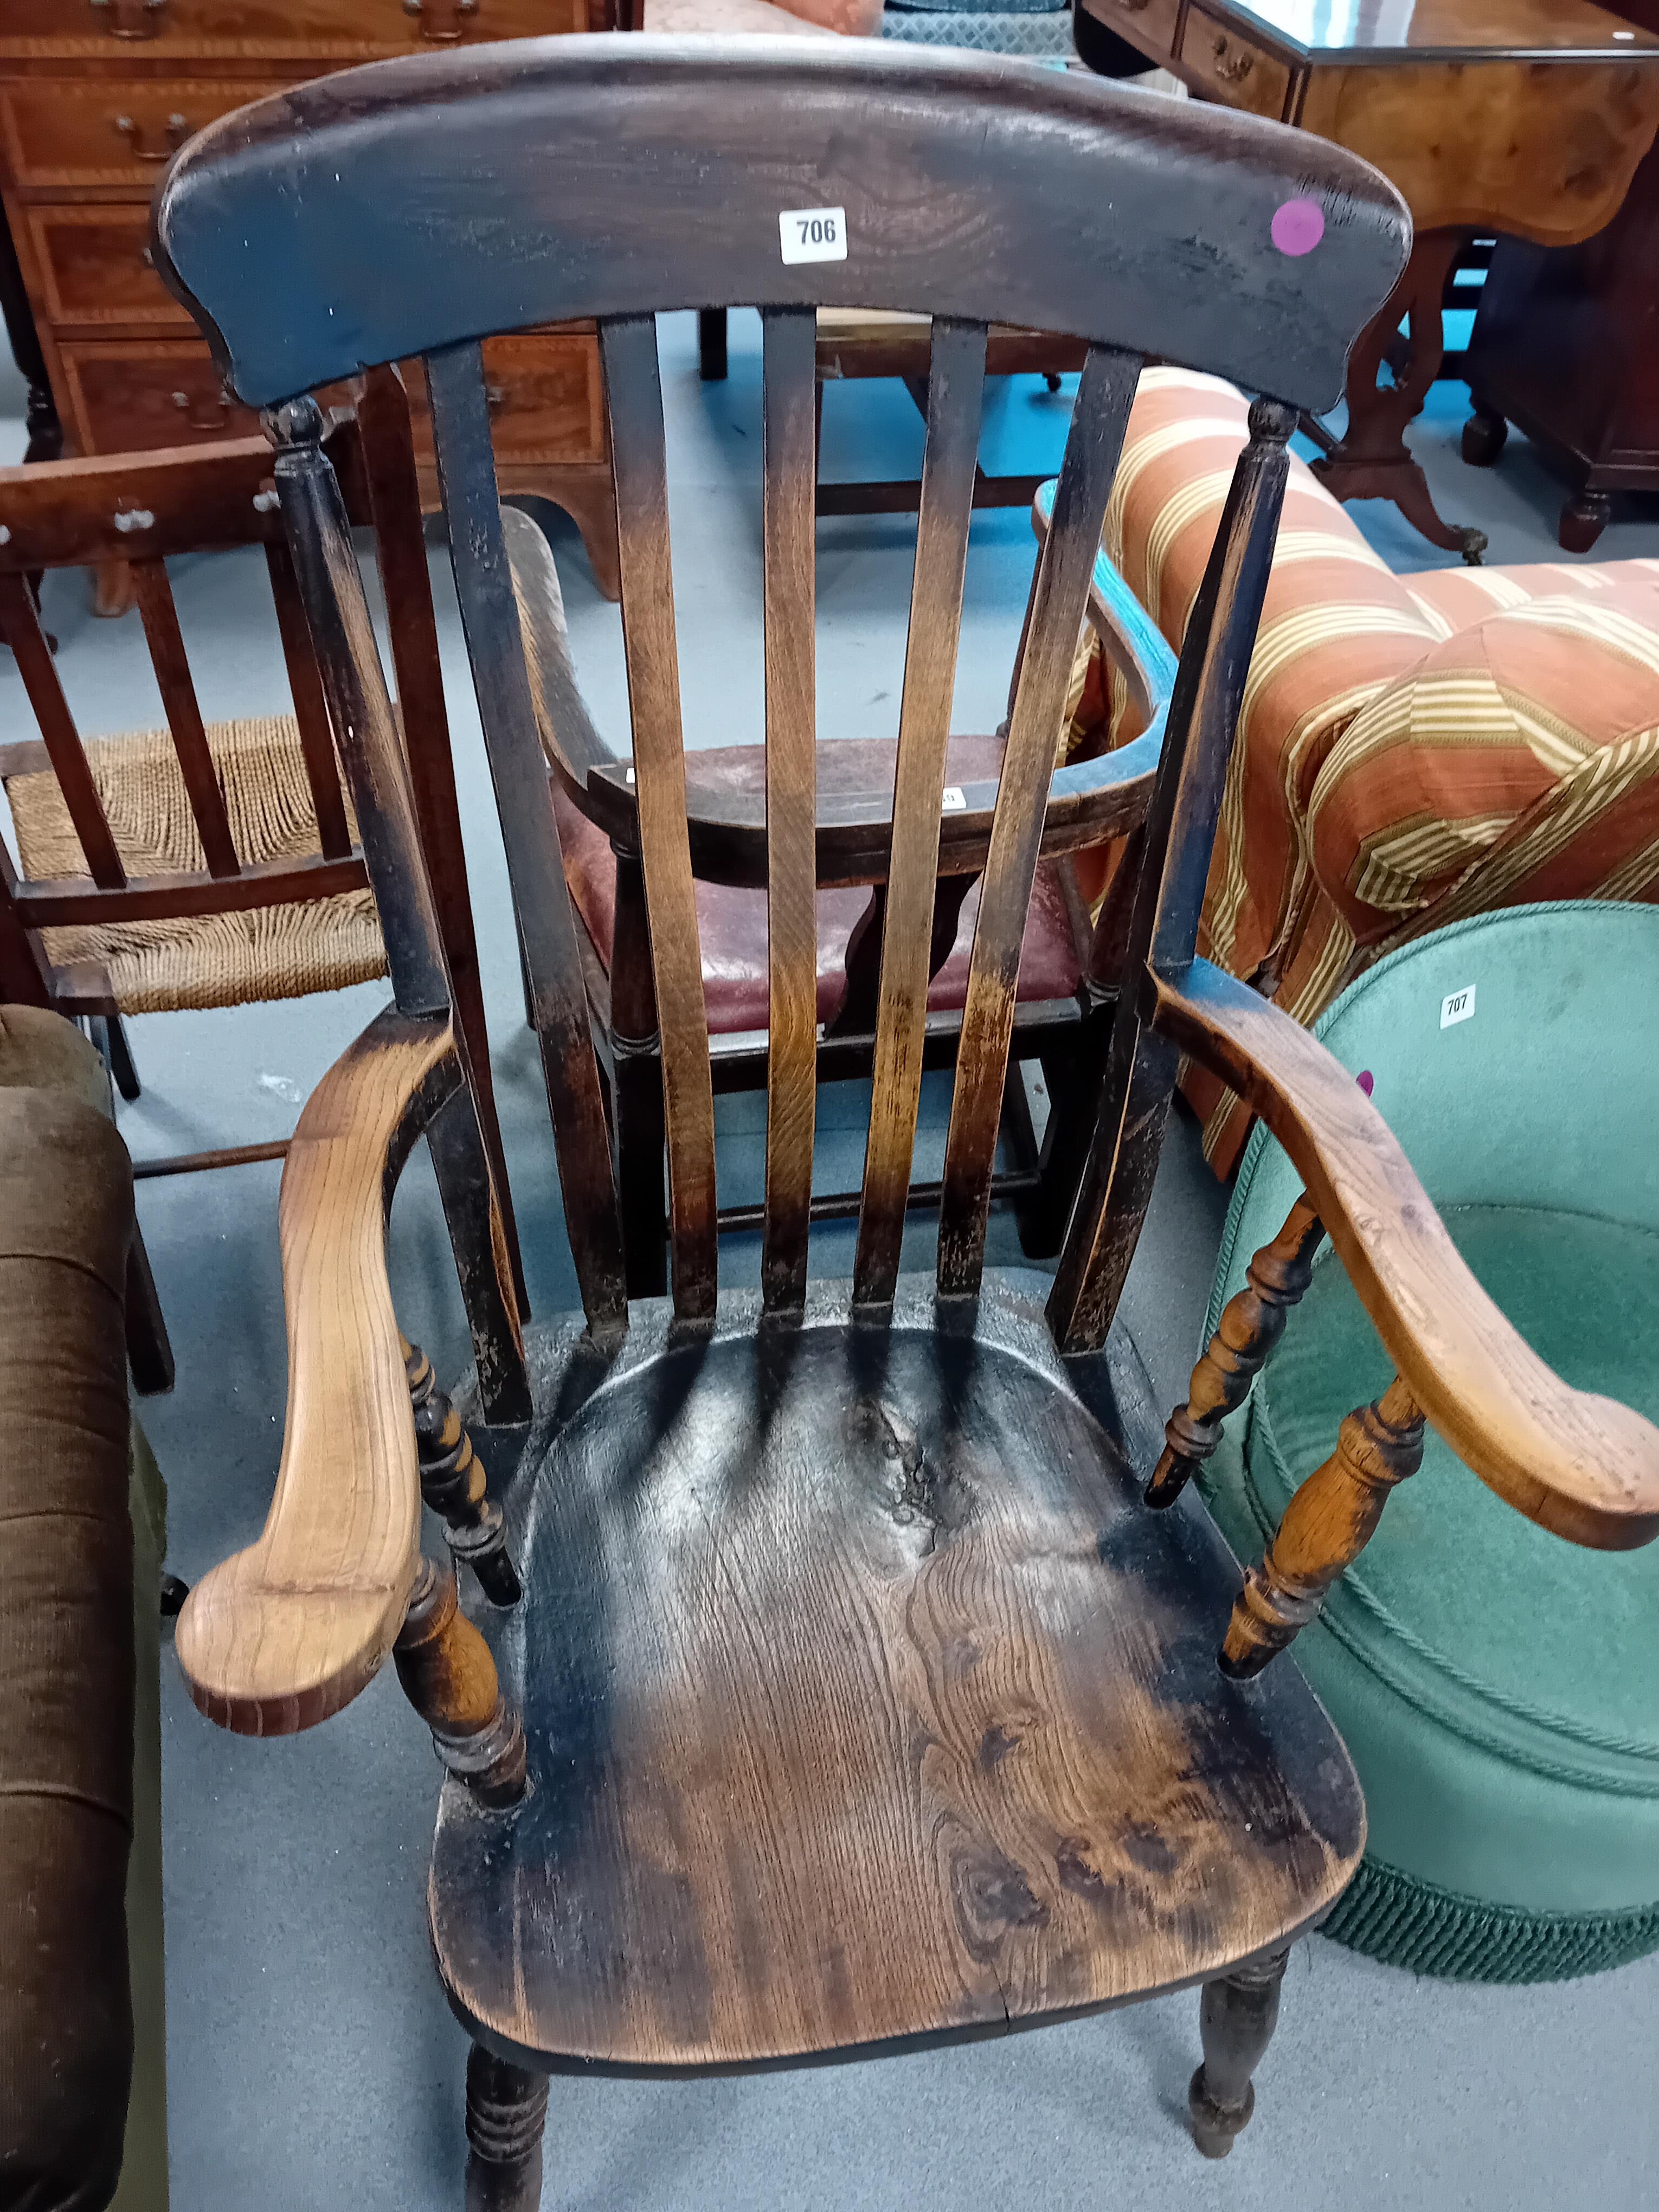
xmin=1302 ymin=229 xmax=1488 ymax=567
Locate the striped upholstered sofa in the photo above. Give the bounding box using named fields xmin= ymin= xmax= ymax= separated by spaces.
xmin=1066 ymin=367 xmax=1659 ymax=1175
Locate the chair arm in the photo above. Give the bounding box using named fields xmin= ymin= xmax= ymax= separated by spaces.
xmin=1153 ymin=959 xmax=1659 ymax=1549
xmin=503 ymin=502 xmax=622 ymax=797
xmin=1033 ymin=477 xmax=1179 ymax=733
xmin=175 ymin=1007 xmax=464 ymax=1736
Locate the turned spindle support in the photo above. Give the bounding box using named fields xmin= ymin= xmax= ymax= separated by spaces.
xmin=1220 ymin=1373 xmax=1425 ymax=1679
xmin=464 ymin=2044 xmax=549 ymax=2212
xmin=393 ymin=1555 xmax=527 ymax=1807
xmin=1146 ymin=1194 xmax=1324 ymax=1509
xmin=1189 ymin=1947 xmax=1290 ymax=2158
xmin=402 ymin=1334 xmax=523 ymax=1606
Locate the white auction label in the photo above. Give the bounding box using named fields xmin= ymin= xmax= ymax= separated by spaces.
xmin=1440 ymin=983 xmax=1476 ymax=1029
xmin=779 ymin=207 xmax=847 ymax=266
xmin=941 ymin=786 xmax=967 ymax=812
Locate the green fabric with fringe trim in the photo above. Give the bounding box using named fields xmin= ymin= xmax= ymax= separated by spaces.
xmin=1199 ymin=904 xmax=1659 ymax=1984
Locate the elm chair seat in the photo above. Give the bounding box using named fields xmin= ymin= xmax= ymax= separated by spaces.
xmin=552 ymin=733 xmax=1084 ymax=1033
xmin=1199 ymin=904 xmax=1659 ymax=1982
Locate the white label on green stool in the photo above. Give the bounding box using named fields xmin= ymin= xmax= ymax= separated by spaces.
xmin=780 ymin=208 xmax=847 ymax=265
xmin=1441 ymin=984 xmax=1476 ymax=1029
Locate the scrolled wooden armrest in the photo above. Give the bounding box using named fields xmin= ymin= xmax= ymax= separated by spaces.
xmin=1153 ymin=959 xmax=1659 ymax=1549
xmin=176 ymin=1008 xmax=464 ymax=1736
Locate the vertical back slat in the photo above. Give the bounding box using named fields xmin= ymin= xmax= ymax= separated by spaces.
xmin=131 ymin=556 xmax=241 ymax=879
xmin=598 ymin=312 xmax=719 ymax=1323
xmin=356 ymin=359 xmax=529 ymax=1321
xmin=424 ymin=340 xmax=628 ymax=1334
xmin=1047 ymin=399 xmax=1297 ymax=1354
xmin=265 ymin=536 xmax=354 ymax=860
xmin=935 ymin=344 xmax=1141 ymax=1297
xmin=852 ymin=317 xmax=987 ymax=1313
xmin=0 ymin=572 xmax=125 ymax=890
xmin=759 ymin=306 xmax=819 ymax=1317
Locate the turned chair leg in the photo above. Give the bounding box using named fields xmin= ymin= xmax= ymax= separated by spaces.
xmin=465 ymin=2044 xmax=549 ymax=2212
xmin=1189 ymin=1948 xmax=1290 ymax=2158
xmin=403 ymin=1336 xmax=523 ymax=1606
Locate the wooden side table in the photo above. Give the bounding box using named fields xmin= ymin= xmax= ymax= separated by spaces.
xmin=1073 ymin=0 xmax=1659 ymax=563
xmin=0 ymin=0 xmax=621 ymax=609
xmin=1462 ymin=0 xmax=1659 ymax=552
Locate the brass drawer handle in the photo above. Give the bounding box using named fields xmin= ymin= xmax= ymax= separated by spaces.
xmin=172 ymin=387 xmax=231 ymax=433
xmin=115 ymin=112 xmax=189 ymax=162
xmin=1211 ymin=35 xmax=1255 ymax=82
xmin=403 ymin=0 xmax=480 ymax=39
xmin=89 ymin=0 xmax=169 ymax=38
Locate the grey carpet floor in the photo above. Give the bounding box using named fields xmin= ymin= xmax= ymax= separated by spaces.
xmin=2 ymin=310 xmax=1656 ymax=2210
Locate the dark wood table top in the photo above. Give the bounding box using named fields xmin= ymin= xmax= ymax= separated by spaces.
xmin=1211 ymin=0 xmax=1659 ymax=64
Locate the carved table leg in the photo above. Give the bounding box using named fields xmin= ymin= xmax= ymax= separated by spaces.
xmin=1147 ymin=1193 xmax=1323 ymax=1508
xmin=403 ymin=1338 xmax=523 ymax=1606
xmin=465 ymin=2045 xmax=549 ymax=2212
xmin=1221 ymin=1373 xmax=1425 ymax=1679
xmin=1309 ymin=230 xmax=1488 ymax=567
xmin=1189 ymin=1948 xmax=1290 ymax=2158
xmin=394 ymin=1556 xmax=527 ymax=1806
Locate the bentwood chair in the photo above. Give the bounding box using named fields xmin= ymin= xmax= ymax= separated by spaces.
xmin=153 ymin=39 xmax=1659 ymax=2204
xmin=522 ymin=483 xmax=1172 ymax=1293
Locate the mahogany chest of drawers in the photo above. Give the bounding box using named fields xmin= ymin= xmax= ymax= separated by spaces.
xmin=1 ymin=0 xmax=621 ymax=604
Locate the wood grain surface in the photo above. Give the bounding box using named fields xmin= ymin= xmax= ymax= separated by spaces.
xmin=431 ymin=1277 xmax=1364 ymax=2071
xmin=760 ymin=306 xmax=819 ymax=1316
xmin=1154 ymin=960 xmax=1659 ymax=1547
xmin=175 ymin=1008 xmax=459 ymax=1736
xmin=853 ymin=318 xmax=986 ymax=1315
xmin=599 ymin=313 xmax=718 ymax=1321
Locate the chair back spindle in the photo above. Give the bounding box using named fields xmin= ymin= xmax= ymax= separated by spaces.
xmin=423 ymin=343 xmax=629 ymax=1333
xmin=935 ymin=342 xmax=1141 ymax=1300
xmin=590 ymin=316 xmax=716 ymax=1322
xmin=1047 ymin=400 xmax=1297 ymax=1353
xmin=0 ymin=573 xmax=127 ymax=889
xmin=852 ymin=316 xmax=986 ymax=1315
xmin=130 ymin=556 xmax=242 ymax=880
xmin=263 ymin=534 xmax=355 ymax=861
xmin=758 ymin=305 xmax=821 ymax=1317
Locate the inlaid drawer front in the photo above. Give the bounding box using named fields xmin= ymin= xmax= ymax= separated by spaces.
xmin=1079 ymin=0 xmax=1179 ymax=64
xmin=59 ymin=342 xmax=260 ymax=454
xmin=1179 ymin=5 xmax=1295 ymax=119
xmin=4 ymin=0 xmax=584 ymax=48
xmin=403 ymin=334 xmax=605 ymax=467
xmin=1 ymin=81 xmax=296 ymax=190
xmin=25 ymin=206 xmax=192 ymax=330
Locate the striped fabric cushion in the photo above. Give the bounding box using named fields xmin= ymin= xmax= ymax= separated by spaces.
xmin=1069 ymin=364 xmax=1659 ymax=1174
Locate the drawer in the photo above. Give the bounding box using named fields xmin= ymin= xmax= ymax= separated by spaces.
xmin=24 ymin=205 xmax=191 ymax=329
xmin=58 ymin=340 xmax=261 ymax=452
xmin=1077 ymin=0 xmax=1179 ymax=65
xmin=3 ymin=0 xmax=584 ymax=49
xmin=403 ymin=333 xmax=606 ymax=467
xmin=1179 ymin=4 xmax=1295 ymax=119
xmin=0 ymin=81 xmax=297 ymax=191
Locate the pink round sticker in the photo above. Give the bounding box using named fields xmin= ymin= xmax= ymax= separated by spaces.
xmin=1271 ymin=198 xmax=1326 ymax=257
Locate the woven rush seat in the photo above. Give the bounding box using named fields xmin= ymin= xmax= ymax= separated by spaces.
xmin=4 ymin=716 xmax=385 ymax=1014
xmin=1199 ymin=904 xmax=1659 ymax=1982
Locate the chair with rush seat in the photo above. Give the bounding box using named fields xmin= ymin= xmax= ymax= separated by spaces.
xmin=150 ymin=38 xmax=1659 ymax=2201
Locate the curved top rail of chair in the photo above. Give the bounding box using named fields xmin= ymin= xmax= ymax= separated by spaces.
xmin=151 ymin=36 xmax=1411 ymax=415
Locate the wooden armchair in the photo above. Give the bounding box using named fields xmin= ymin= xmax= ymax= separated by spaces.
xmin=151 ymin=38 xmax=1659 ymax=2203
xmin=515 ymin=473 xmax=1177 ymax=1293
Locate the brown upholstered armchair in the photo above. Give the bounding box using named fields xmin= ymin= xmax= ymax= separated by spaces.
xmin=0 ymin=1006 xmax=172 ymax=2209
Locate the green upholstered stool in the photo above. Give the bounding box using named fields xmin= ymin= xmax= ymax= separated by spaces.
xmin=1198 ymin=903 xmax=1659 ymax=1983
